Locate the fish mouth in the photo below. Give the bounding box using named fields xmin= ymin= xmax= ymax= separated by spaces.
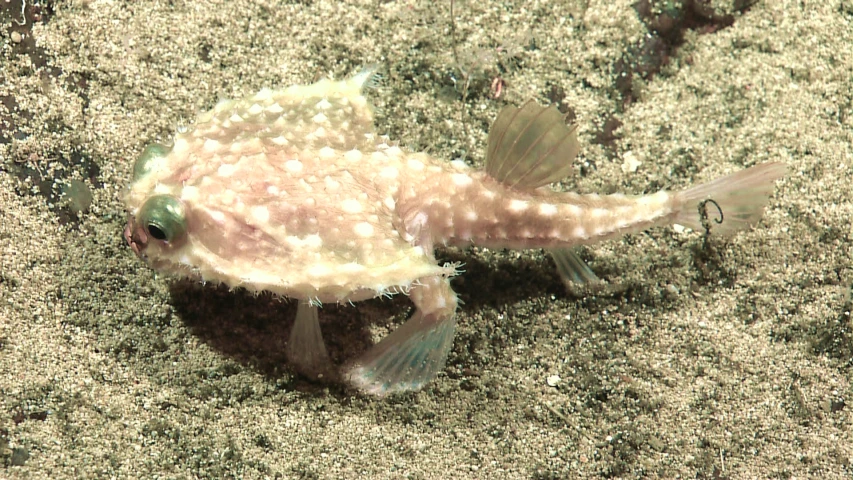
xmin=123 ymin=216 xmax=149 ymax=258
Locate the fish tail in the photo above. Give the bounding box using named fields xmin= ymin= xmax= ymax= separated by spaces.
xmin=673 ymin=162 xmax=787 ymax=236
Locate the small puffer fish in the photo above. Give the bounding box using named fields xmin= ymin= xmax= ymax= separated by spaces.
xmin=124 ymin=67 xmax=786 ymax=396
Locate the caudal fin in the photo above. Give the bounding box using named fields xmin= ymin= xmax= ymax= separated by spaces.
xmin=674 ymin=162 xmax=786 ymax=236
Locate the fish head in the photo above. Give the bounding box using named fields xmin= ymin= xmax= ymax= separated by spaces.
xmin=124 ymin=142 xmax=204 ymax=277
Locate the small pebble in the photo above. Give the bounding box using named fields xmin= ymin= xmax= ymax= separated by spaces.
xmin=665 ymin=284 xmax=679 ymax=296
xmin=11 ymin=31 xmax=23 ymax=44
xmin=621 ymin=150 xmax=642 ymax=173
xmin=546 ymin=374 xmax=561 ymax=387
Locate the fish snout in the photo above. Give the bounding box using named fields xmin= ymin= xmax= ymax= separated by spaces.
xmin=124 ymin=217 xmax=149 ymax=257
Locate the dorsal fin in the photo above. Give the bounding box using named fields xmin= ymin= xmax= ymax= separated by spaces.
xmin=485 ymin=100 xmax=580 ymax=190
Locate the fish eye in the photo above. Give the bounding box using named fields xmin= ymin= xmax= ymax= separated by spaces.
xmin=133 ymin=143 xmax=170 ymax=181
xmin=137 ymin=195 xmax=187 ymax=244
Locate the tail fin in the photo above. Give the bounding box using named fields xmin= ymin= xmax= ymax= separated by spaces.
xmin=674 ymin=162 xmax=786 ymax=236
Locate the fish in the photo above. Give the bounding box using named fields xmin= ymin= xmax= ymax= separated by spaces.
xmin=123 ymin=66 xmax=786 ymax=396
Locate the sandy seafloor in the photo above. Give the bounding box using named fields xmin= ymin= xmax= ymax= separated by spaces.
xmin=0 ymin=0 xmax=851 ymax=478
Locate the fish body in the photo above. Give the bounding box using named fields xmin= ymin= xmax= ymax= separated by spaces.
xmin=124 ymin=67 xmax=786 ymax=395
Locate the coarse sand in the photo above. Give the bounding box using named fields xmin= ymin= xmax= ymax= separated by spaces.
xmin=0 ymin=0 xmax=851 ymax=478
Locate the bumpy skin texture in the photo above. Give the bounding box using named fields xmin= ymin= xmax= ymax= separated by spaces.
xmin=125 ymin=71 xmax=455 ymax=304
xmin=125 ymin=68 xmax=785 ymax=395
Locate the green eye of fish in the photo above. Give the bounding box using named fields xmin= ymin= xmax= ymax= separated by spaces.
xmin=133 ymin=143 xmax=170 ymax=181
xmin=137 ymin=195 xmax=187 ymax=243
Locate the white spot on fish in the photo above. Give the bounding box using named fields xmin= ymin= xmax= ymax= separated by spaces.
xmin=407 ymin=159 xmax=425 ymax=170
xmin=508 ymin=199 xmax=529 ymax=212
xmin=319 ymin=146 xmax=336 ymax=158
xmin=251 ymin=88 xmax=272 ymax=102
xmin=344 ymin=149 xmax=363 ymax=162
xmin=181 ymin=186 xmax=199 ymax=202
xmin=636 ymin=191 xmax=668 ymax=205
xmin=218 ymin=163 xmax=237 ymax=177
xmin=324 ymin=176 xmax=341 ymax=191
xmin=538 ymin=203 xmax=558 ymax=216
xmin=251 ymin=205 xmax=270 ymax=223
xmin=572 ymin=226 xmax=587 ymax=239
xmin=452 ymin=173 xmax=473 ymax=187
xmin=173 ymin=138 xmax=189 ymax=153
xmin=308 ymin=264 xmax=332 ymax=277
xmin=220 ymin=189 xmax=236 ymax=205
xmin=565 ymin=204 xmax=583 ymax=216
xmin=354 ymin=222 xmax=374 ymax=238
xmin=209 ymin=210 xmax=226 ymax=223
xmin=341 ymin=198 xmax=363 ymax=214
xmin=247 ymin=103 xmax=263 ymax=116
xmin=285 ymin=235 xmax=322 ymax=249
xmin=449 ymin=159 xmax=469 ymax=170
xmin=203 ymin=139 xmax=219 ymax=152
xmin=154 ymin=183 xmax=172 ymax=195
xmin=340 ymin=262 xmax=366 ymax=274
xmin=304 ymin=235 xmax=323 ymax=249
xmin=380 ymin=166 xmax=399 ymax=179
xmin=285 ymin=159 xmax=304 ymax=172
